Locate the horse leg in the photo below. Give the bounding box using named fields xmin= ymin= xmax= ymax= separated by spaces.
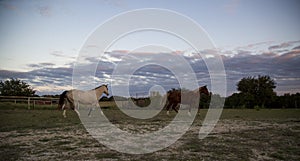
xmin=87 ymin=104 xmax=102 ymax=116
xmin=100 ymin=108 xmax=104 ymax=115
xmin=95 ymin=103 xmax=104 ymax=116
xmin=87 ymin=107 xmax=92 ymax=117
xmin=166 ymin=103 xmax=171 ymax=115
xmin=76 ymin=102 xmax=80 ymax=110
xmin=188 ymin=104 xmax=192 ymax=117
xmin=172 ymin=103 xmax=179 ymax=113
xmin=61 ymin=103 xmax=65 ymax=110
xmin=61 ymin=103 xmax=66 ymax=117
xmin=74 ymin=102 xmax=80 ymax=116
xmin=74 ymin=108 xmax=80 ymax=116
xmin=63 ymin=109 xmax=67 ymax=118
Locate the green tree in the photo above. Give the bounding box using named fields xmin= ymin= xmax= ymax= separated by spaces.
xmin=225 ymin=93 xmax=243 ymax=108
xmin=199 ymin=92 xmax=211 ymax=108
xmin=0 ymin=78 xmax=36 ymax=96
xmin=237 ymin=75 xmax=276 ymax=108
xmin=256 ymin=75 xmax=276 ymax=107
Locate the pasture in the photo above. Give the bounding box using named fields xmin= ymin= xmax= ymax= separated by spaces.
xmin=0 ymin=102 xmax=299 ymax=160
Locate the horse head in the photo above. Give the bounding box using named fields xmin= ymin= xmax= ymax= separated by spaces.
xmin=103 ymin=84 xmax=109 ymax=96
xmin=94 ymin=84 xmax=109 ymax=96
xmin=199 ymin=85 xmax=209 ymax=96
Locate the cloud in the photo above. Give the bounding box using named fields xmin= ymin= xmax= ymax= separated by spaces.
xmin=276 ymin=50 xmax=300 ymax=62
xmin=0 ymin=66 xmax=73 ymax=95
xmin=268 ymin=42 xmax=291 ymax=50
xmin=223 ymin=0 xmax=240 ymax=14
xmin=27 ymin=62 xmax=55 ymax=68
xmin=36 ymin=5 xmax=52 ymax=17
xmin=223 ymin=42 xmax=300 ymax=95
xmin=267 ymin=40 xmax=300 ymax=55
xmin=98 ymin=0 xmax=127 ymax=9
xmin=245 ymin=41 xmax=274 ymax=48
xmin=1 ymin=40 xmax=300 ymax=96
xmin=0 ymin=70 xmax=26 ymax=79
xmin=0 ymin=1 xmax=17 ymax=11
xmin=50 ymin=51 xmax=76 ymax=60
xmin=293 ymin=46 xmax=300 ymax=50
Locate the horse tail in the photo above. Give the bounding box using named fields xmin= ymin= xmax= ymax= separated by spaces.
xmin=58 ymin=91 xmax=68 ymax=109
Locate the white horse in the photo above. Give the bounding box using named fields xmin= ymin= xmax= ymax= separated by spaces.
xmin=57 ymin=84 xmax=109 ymax=118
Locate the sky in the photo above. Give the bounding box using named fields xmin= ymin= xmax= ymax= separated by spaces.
xmin=0 ymin=0 xmax=300 ymax=96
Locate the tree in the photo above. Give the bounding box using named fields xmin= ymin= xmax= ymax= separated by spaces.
xmin=0 ymin=78 xmax=36 ymax=96
xmin=199 ymin=92 xmax=210 ymax=108
xmin=236 ymin=75 xmax=276 ymax=108
xmin=275 ymin=93 xmax=300 ymax=108
xmin=225 ymin=93 xmax=243 ymax=108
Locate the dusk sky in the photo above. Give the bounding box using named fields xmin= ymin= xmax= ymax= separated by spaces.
xmin=0 ymin=0 xmax=299 ymax=96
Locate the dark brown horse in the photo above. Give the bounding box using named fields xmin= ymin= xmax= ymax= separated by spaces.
xmin=164 ymin=85 xmax=209 ymax=115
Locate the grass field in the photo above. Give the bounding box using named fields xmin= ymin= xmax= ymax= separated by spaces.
xmin=0 ymin=103 xmax=299 ymax=160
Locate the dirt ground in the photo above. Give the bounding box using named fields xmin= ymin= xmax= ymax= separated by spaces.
xmin=0 ymin=109 xmax=299 ymax=160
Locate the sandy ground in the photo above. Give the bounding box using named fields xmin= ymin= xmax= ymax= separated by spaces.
xmin=1 ymin=117 xmax=299 ymax=160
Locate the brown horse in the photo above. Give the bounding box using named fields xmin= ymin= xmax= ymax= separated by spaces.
xmin=165 ymin=85 xmax=209 ymax=115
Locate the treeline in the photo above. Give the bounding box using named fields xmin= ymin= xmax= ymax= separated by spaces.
xmin=224 ymin=75 xmax=299 ymax=108
xmin=191 ymin=75 xmax=300 ymax=109
xmin=225 ymin=92 xmax=300 ymax=109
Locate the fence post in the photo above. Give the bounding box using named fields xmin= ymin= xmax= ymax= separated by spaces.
xmin=28 ymin=97 xmax=30 ymax=110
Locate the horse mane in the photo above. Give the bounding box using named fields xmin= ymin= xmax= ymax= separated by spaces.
xmin=94 ymin=84 xmax=107 ymax=90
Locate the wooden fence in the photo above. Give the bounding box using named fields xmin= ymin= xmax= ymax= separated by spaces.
xmin=0 ymin=96 xmax=59 ymax=109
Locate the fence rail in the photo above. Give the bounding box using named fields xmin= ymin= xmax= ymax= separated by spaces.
xmin=0 ymin=96 xmax=59 ymax=109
